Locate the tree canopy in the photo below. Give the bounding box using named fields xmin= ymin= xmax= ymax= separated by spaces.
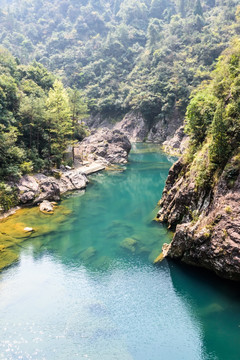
xmin=0 ymin=0 xmax=239 ymax=121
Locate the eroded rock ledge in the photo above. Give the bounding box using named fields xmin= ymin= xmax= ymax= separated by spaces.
xmin=156 ymin=158 xmax=240 ymax=281
xmin=13 ymin=128 xmax=131 ymax=208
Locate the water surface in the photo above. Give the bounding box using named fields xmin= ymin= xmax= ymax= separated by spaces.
xmin=0 ymin=143 xmax=240 ymax=360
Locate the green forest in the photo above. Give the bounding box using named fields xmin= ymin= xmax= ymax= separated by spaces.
xmin=0 ymin=0 xmax=239 ymax=119
xmin=185 ymin=37 xmax=240 ymax=190
xmin=0 ymin=52 xmax=88 ymax=210
xmin=0 ymin=0 xmax=240 ymax=210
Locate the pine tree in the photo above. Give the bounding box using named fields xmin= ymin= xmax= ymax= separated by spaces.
xmin=194 ymin=0 xmax=203 ymax=17
xmin=68 ymin=87 xmax=89 ymax=161
xmin=210 ymin=103 xmax=229 ymax=167
xmin=179 ymin=0 xmax=185 ymax=18
xmin=46 ymin=80 xmax=72 ymax=167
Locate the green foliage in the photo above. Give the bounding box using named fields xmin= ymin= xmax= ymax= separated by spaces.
xmin=186 ymin=90 xmax=217 ymax=144
xmin=0 ymin=51 xmax=89 ymax=184
xmin=20 ymin=161 xmax=33 ymax=175
xmin=46 ymin=79 xmax=72 ymax=167
xmin=209 ymin=103 xmax=230 ymax=167
xmin=0 ymin=0 xmax=238 ymax=121
xmin=0 ymin=182 xmax=18 ymax=212
xmin=185 ymin=38 xmax=240 ymax=189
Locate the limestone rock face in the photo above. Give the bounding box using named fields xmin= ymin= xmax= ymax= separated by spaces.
xmin=75 ymin=127 xmax=131 ymax=164
xmin=157 ymin=158 xmax=240 ymax=281
xmin=147 ymin=108 xmax=183 ymax=143
xmin=86 ymin=110 xmax=184 ymax=146
xmin=113 ymin=112 xmax=149 ymax=142
xmin=85 ymin=113 xmax=114 ymax=130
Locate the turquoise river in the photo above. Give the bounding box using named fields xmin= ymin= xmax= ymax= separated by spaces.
xmin=0 ymin=143 xmax=240 ymax=360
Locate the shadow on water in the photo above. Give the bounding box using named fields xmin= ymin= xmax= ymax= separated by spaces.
xmin=167 ymin=259 xmax=240 ymax=360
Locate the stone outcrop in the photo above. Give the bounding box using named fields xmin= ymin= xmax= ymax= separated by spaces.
xmin=162 ymin=126 xmax=189 ymax=156
xmin=85 ymin=113 xmax=114 ymax=130
xmin=156 ymin=157 xmax=240 ymax=281
xmin=147 ymin=108 xmax=183 ymax=143
xmin=13 ymin=128 xmax=131 ymax=208
xmin=16 ymin=170 xmax=88 ymax=205
xmin=75 ymin=127 xmax=131 ymax=164
xmin=113 ymin=112 xmax=149 ymax=142
xmin=85 ymin=109 xmax=184 ymax=146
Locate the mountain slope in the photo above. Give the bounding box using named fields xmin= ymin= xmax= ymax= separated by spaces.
xmin=157 ymin=38 xmax=240 ymax=280
xmin=0 ymin=0 xmax=239 ymax=124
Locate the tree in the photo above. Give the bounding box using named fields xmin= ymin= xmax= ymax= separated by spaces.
xmin=68 ymin=87 xmax=89 ymax=161
xmin=150 ymin=0 xmax=169 ymax=19
xmin=210 ymin=103 xmax=230 ymax=167
xmin=186 ymin=91 xmax=217 ymax=144
xmin=179 ymin=0 xmax=186 ymax=18
xmin=18 ymin=94 xmax=46 ymax=150
xmin=46 ymin=80 xmax=72 ymax=167
xmin=194 ymin=0 xmax=203 ymax=17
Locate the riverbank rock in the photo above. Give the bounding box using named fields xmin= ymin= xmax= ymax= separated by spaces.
xmin=147 ymin=108 xmax=183 ymax=143
xmin=156 ymin=156 xmax=240 ymax=281
xmin=39 ymin=200 xmax=54 ymax=213
xmin=75 ymin=128 xmax=131 ymax=164
xmin=16 ymin=168 xmax=88 ymax=206
xmin=24 ymin=227 xmax=34 ymax=232
xmin=55 ymin=170 xmax=88 ymax=193
xmin=16 ymin=174 xmax=60 ymax=204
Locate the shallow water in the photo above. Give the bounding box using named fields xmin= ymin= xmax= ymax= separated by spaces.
xmin=0 ymin=143 xmax=240 ymax=360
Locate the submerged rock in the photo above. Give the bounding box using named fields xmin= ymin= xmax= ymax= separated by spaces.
xmin=120 ymin=237 xmax=137 ymax=252
xmin=39 ymin=200 xmax=54 ymax=213
xmin=80 ymin=247 xmax=96 ymax=261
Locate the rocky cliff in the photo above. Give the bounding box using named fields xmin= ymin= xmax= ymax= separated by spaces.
xmin=85 ymin=109 xmax=184 ymax=147
xmin=156 ymin=156 xmax=240 ymax=281
xmin=75 ymin=127 xmax=131 ymax=164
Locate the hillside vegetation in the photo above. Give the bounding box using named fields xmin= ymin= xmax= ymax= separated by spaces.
xmin=0 ymin=0 xmax=239 ymax=122
xmin=185 ymin=37 xmax=240 ymax=189
xmin=156 ymin=39 xmax=240 ymax=279
xmin=0 ymin=50 xmax=88 ymax=211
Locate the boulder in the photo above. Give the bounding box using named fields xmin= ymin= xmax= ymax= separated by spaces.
xmin=39 ymin=200 xmax=54 ymax=213
xmin=24 ymin=227 xmax=34 ymax=233
xmin=55 ymin=170 xmax=88 ymax=193
xmin=120 ymin=237 xmax=137 ymax=252
xmin=75 ymin=128 xmax=131 ymax=164
xmin=15 ymin=168 xmax=88 ymax=206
